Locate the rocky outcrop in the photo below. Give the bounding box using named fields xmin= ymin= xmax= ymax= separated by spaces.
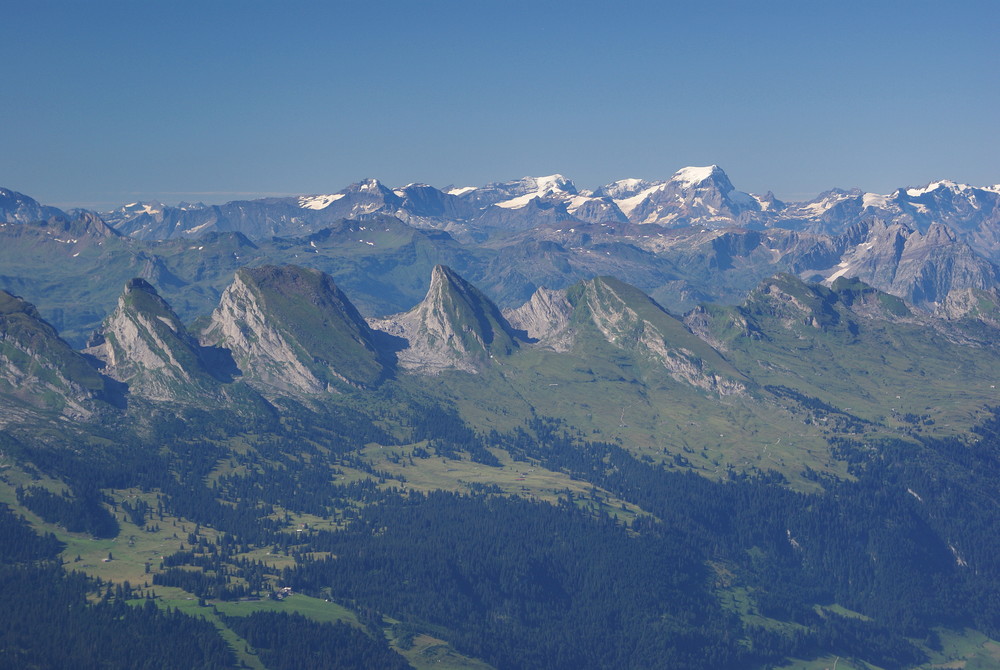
xmin=504 ymin=287 xmax=575 ymax=352
xmin=567 ymin=276 xmax=746 ymax=395
xmin=936 ymin=287 xmax=1000 ymax=325
xmin=370 ymin=265 xmax=522 ymax=374
xmin=202 ymin=265 xmax=388 ymax=394
xmin=86 ymin=278 xmax=222 ymax=402
xmin=817 ymin=220 xmax=1000 ymax=308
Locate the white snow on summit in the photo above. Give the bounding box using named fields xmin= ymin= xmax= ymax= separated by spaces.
xmin=529 ymin=174 xmax=573 ymax=193
xmin=492 ymin=175 xmax=576 ymax=209
xmin=123 ymin=203 xmax=163 ymax=216
xmin=670 ymin=165 xmax=718 ymax=187
xmin=862 ymin=193 xmax=891 ymax=209
xmin=493 ymin=193 xmax=541 ymax=209
xmin=905 ymin=180 xmax=970 ymax=198
xmin=298 ymin=193 xmax=345 ymax=210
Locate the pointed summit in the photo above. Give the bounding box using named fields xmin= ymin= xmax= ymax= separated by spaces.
xmin=202 ymin=265 xmax=388 ymax=394
xmin=617 ymin=165 xmax=759 ymax=226
xmin=370 ymin=265 xmax=522 ymax=373
xmin=86 ymin=278 xmax=223 ymax=402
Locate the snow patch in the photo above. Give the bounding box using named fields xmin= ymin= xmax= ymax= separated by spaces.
xmin=862 ymin=193 xmax=891 ymax=209
xmin=494 ymin=193 xmax=539 ymax=209
xmin=187 ymin=221 xmax=214 ymax=234
xmin=566 ymin=195 xmax=596 ymax=212
xmin=446 ymin=186 xmax=476 ymax=196
xmin=826 ymin=260 xmax=853 ymax=283
xmin=615 ymin=183 xmax=667 ymax=217
xmin=123 ymin=203 xmax=162 ymax=216
xmin=298 ymin=193 xmax=345 ymax=210
xmin=949 ymin=544 xmax=968 ymax=567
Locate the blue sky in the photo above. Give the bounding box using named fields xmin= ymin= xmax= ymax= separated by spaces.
xmin=2 ymin=0 xmax=998 ymax=209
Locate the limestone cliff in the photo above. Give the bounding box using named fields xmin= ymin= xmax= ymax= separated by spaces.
xmin=201 ymin=265 xmax=388 ymax=394
xmin=86 ymin=278 xmax=221 ymax=402
xmin=503 ymin=287 xmax=575 ymax=352
xmin=370 ymin=265 xmax=521 ymax=374
xmin=568 ymin=277 xmax=746 ymax=395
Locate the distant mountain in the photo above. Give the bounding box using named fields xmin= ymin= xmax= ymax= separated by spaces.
xmin=0 ymin=187 xmax=67 ymax=223
xmin=3 ymin=167 xmax=1000 ymax=350
xmin=803 ymin=219 xmax=1000 ymax=306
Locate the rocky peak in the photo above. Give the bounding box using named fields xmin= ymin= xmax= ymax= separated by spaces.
xmin=369 ymin=265 xmax=521 ymax=374
xmin=563 ymin=276 xmax=745 ymax=394
xmin=819 ymin=218 xmax=1000 ymax=307
xmin=86 ymin=278 xmax=221 ymax=402
xmin=618 ymin=165 xmax=759 ymax=226
xmin=0 ymin=187 xmax=67 ymax=223
xmin=202 ymin=265 xmax=388 ymax=394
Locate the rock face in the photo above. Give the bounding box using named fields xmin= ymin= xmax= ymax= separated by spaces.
xmin=508 ymin=276 xmax=746 ymax=394
xmin=568 ymin=276 xmax=746 ymax=394
xmin=504 ymin=287 xmax=576 ymax=352
xmin=370 ymin=265 xmax=522 ymax=373
xmin=814 ymin=220 xmax=1000 ymax=308
xmin=202 ymin=265 xmax=388 ymax=394
xmin=86 ymin=278 xmax=222 ymax=402
xmin=0 ymin=290 xmax=106 ymax=420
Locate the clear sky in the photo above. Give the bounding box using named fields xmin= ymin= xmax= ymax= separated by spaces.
xmin=2 ymin=0 xmax=998 ymax=209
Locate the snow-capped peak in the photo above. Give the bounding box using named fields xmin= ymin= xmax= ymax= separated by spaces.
xmin=525 ymin=174 xmax=575 ymax=195
xmin=492 ymin=175 xmax=578 ymax=209
xmin=670 ymin=165 xmax=721 ymax=187
xmin=862 ymin=192 xmax=892 ymax=209
xmin=595 ymin=178 xmax=659 ymax=199
xmin=122 ymin=202 xmax=164 ymax=216
xmin=905 ymin=180 xmax=971 ymax=198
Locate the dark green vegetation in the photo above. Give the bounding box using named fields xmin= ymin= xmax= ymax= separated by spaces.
xmin=4 ymin=381 xmax=1000 ymax=668
xmin=0 ymin=504 xmax=235 ymax=669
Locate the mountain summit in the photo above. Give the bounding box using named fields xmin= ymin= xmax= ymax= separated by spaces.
xmin=370 ymin=265 xmax=523 ymax=373
xmin=201 ymin=265 xmax=389 ymax=395
xmin=85 ymin=278 xmax=223 ymax=402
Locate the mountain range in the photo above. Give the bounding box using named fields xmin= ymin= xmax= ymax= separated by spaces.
xmin=3 ymin=166 xmax=1000 ymax=351
xmin=4 ymin=168 xmax=1000 ymax=669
